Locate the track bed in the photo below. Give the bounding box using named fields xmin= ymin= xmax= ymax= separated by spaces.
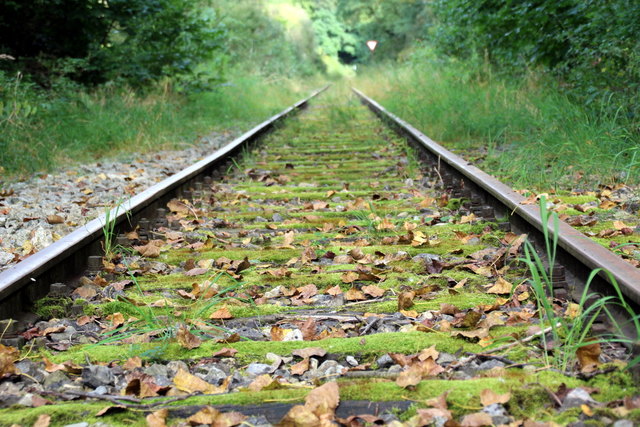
xmin=0 ymin=92 xmax=638 ymax=426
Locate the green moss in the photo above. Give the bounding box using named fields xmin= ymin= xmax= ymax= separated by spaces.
xmin=32 ymin=296 xmax=72 ymax=319
xmin=0 ymin=402 xmax=148 ymax=427
xmin=49 ymin=331 xmax=483 ymax=364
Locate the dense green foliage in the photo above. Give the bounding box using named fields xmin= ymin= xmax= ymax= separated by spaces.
xmin=357 ymin=57 xmax=638 ymax=189
xmin=430 ymin=0 xmax=640 ymax=116
xmin=218 ymin=0 xmax=320 ymax=77
xmin=0 ymin=0 xmax=224 ymax=87
xmin=0 ymin=1 xmax=320 ymax=177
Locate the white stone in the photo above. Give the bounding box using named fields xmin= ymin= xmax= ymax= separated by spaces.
xmin=0 ymin=251 xmax=14 ymax=266
xmin=31 ymin=226 xmax=54 ymax=251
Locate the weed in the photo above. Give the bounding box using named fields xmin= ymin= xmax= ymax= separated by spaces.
xmin=101 ymin=198 xmax=130 ymax=263
xmin=96 ymin=269 xmax=247 ymax=358
xmin=355 ymin=61 xmax=638 ymax=189
xmin=520 ymin=196 xmax=640 ymax=371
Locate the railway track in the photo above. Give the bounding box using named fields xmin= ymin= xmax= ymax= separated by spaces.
xmin=0 ymin=87 xmax=638 ymax=426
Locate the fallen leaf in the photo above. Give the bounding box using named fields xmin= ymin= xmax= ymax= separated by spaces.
xmin=185 ymin=267 xmax=208 ymax=276
xmin=460 ymin=411 xmax=493 ymax=426
xmin=146 ymin=408 xmax=168 ymax=427
xmin=581 ymin=404 xmax=594 ymax=416
xmin=345 ymin=287 xmax=366 ymax=301
xmin=577 ymin=342 xmax=601 ymax=373
xmin=418 ymin=345 xmax=439 ymax=361
xmin=425 ymin=391 xmax=449 ymax=409
xmin=341 ymin=271 xmax=359 ymax=284
xmin=212 ymin=347 xmax=238 ymax=357
xmin=292 ymin=347 xmax=327 ymax=359
xmin=167 ymin=199 xmax=191 ymax=215
xmin=209 ymin=307 xmax=233 ymax=320
xmin=326 ymin=285 xmax=343 ymax=296
xmin=46 ymin=214 xmax=64 ymax=224
xmin=248 ymin=374 xmax=278 ymax=392
xmin=362 ymin=284 xmax=385 ymax=298
xmin=33 ymin=414 xmax=51 ymax=427
xmin=176 ymin=326 xmax=202 ymax=350
xmin=398 ymin=290 xmax=415 ymax=310
xmin=291 ymin=358 xmax=310 ymax=375
xmin=173 ymin=369 xmax=228 ymax=394
xmin=134 ymin=242 xmax=162 ymax=258
xmin=480 ymin=389 xmax=511 ymax=406
xmin=486 ymin=277 xmax=512 ymax=294
xmin=305 ymin=381 xmax=340 ymax=418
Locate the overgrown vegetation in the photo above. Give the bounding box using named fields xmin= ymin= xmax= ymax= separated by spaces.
xmin=0 ymin=1 xmax=323 ymax=178
xmin=354 ymin=57 xmax=638 ymax=189
xmin=521 ymin=197 xmax=640 ymax=372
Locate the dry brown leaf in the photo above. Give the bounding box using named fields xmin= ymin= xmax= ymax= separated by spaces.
xmin=176 ymin=326 xmax=202 ymax=350
xmin=42 ymin=357 xmax=82 ymax=374
xmin=480 ymin=389 xmax=511 ymax=406
xmin=486 ymin=277 xmax=513 ymax=294
xmin=396 ymin=359 xmax=444 ymax=388
xmin=341 ymin=271 xmax=359 ymax=284
xmin=344 ymin=287 xmax=366 ymax=301
xmin=146 ymin=408 xmax=168 ymax=427
xmin=292 ymin=347 xmax=327 ymax=359
xmin=398 ymin=290 xmax=415 ymax=310
xmin=173 ymin=369 xmax=228 ymax=394
xmin=33 ymin=414 xmax=51 ymax=427
xmin=425 ymin=391 xmax=449 ymax=409
xmin=209 ymin=307 xmax=233 ymax=320
xmin=414 ymin=408 xmax=453 ymax=424
xmin=460 ymin=411 xmax=493 ymax=426
xmin=167 ymin=199 xmax=191 ymax=215
xmin=280 ymin=230 xmax=296 ymax=249
xmin=305 ymin=381 xmax=340 ymax=418
xmin=0 ymin=344 xmax=19 ymax=377
xmin=46 ymin=214 xmax=64 ymax=224
xmin=362 ymin=284 xmax=385 ymax=298
xmin=72 ymin=285 xmax=98 ymax=299
xmin=270 ymin=325 xmax=287 ymax=342
xmin=248 ymin=374 xmax=276 ymax=392
xmin=326 ymin=285 xmax=343 ymax=296
xmin=577 ymin=342 xmax=601 ymax=373
xmin=134 ymin=242 xmax=162 ymax=258
xmin=396 ymin=364 xmax=423 ymax=388
xmin=123 ymin=356 xmax=143 ymax=370
xmin=212 ymin=347 xmax=238 ymax=358
xmin=290 ymin=358 xmax=310 ymax=375
xmin=418 ymin=345 xmax=439 ymax=361
xmin=280 ymin=405 xmax=320 ymax=426
xmin=451 ymin=327 xmax=489 ymax=341
xmin=376 ymin=218 xmax=396 ymax=230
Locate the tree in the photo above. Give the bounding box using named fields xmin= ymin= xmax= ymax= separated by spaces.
xmin=0 ymin=0 xmax=224 ymax=87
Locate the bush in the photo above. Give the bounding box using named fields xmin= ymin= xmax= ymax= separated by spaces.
xmin=0 ymin=0 xmax=225 ymax=88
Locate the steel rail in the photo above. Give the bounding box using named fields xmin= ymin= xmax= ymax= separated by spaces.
xmin=353 ymin=88 xmax=640 ymax=309
xmin=0 ymin=86 xmax=329 ymax=318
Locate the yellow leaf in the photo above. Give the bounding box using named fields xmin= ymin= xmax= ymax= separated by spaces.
xmin=173 ymin=369 xmax=228 ymax=394
xmin=486 ymin=277 xmax=512 ymax=294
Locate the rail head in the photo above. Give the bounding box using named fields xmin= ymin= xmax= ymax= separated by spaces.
xmin=0 ymin=85 xmax=329 ymax=306
xmin=352 ymin=87 xmax=640 ymax=306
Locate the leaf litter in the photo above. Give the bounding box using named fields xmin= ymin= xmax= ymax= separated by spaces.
xmin=0 ymin=96 xmax=638 ymax=426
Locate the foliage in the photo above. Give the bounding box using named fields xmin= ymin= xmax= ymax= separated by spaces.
xmin=0 ymin=73 xmax=308 ymax=177
xmin=0 ymin=0 xmax=224 ymax=87
xmin=430 ymin=0 xmax=640 ymax=119
xmin=355 ymin=57 xmax=639 ymax=189
xmin=336 ymin=0 xmax=430 ymax=61
xmin=520 ymin=196 xmax=640 ymax=372
xmin=215 ymin=0 xmax=320 ymax=78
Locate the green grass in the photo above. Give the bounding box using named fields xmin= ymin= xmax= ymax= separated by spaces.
xmin=0 ymin=75 xmax=313 ymax=178
xmin=354 ymin=60 xmax=638 ymax=190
